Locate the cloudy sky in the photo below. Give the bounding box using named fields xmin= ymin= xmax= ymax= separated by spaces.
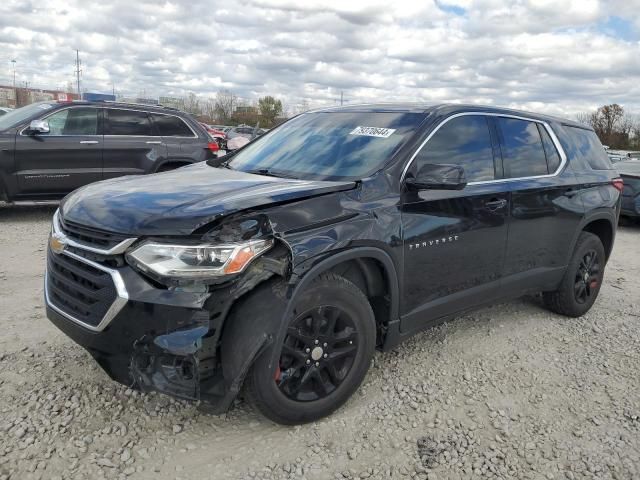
xmin=1 ymin=0 xmax=639 ymax=116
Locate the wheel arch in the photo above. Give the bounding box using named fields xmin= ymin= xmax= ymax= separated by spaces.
xmin=569 ymin=212 xmax=616 ymax=262
xmin=152 ymin=159 xmax=193 ymax=173
xmin=216 ymin=247 xmax=400 ymax=408
xmin=289 ymin=247 xmax=400 ymax=325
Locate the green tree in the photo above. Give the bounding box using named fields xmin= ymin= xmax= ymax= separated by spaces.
xmin=258 ymin=96 xmax=283 ymax=127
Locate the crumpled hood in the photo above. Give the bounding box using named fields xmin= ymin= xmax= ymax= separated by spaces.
xmin=60 ymin=163 xmax=355 ymax=235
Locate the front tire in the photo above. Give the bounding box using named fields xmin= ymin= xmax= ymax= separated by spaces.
xmin=543 ymin=232 xmax=606 ymax=317
xmin=245 ymin=273 xmax=376 ymax=425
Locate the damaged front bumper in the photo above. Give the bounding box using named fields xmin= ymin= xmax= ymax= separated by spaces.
xmin=45 ymin=240 xmax=289 ymax=412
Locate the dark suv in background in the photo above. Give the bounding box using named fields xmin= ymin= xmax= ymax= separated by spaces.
xmin=44 ymin=104 xmax=622 ymax=424
xmin=0 ymin=101 xmax=215 ymax=202
xmin=616 ymin=160 xmax=640 ymax=219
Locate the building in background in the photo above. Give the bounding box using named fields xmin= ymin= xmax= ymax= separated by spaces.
xmin=0 ymin=85 xmax=78 ymax=108
xmin=159 ymin=96 xmax=184 ymax=110
xmin=118 ymin=97 xmax=159 ymax=105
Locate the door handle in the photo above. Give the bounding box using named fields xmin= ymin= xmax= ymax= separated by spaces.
xmin=79 ymin=140 xmax=99 ymax=145
xmin=484 ymin=198 xmax=507 ymax=211
xmin=563 ymin=188 xmax=576 ymax=198
xmin=146 ymin=141 xmax=163 ymax=144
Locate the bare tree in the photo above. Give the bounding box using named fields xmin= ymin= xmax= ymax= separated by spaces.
xmin=215 ymin=89 xmax=237 ymax=123
xmin=575 ymin=111 xmax=592 ymax=127
xmin=594 ymin=104 xmax=625 ymax=140
xmin=201 ymin=98 xmax=217 ymax=122
xmin=578 ymin=104 xmax=638 ymax=149
xmin=183 ymin=92 xmax=201 ymax=115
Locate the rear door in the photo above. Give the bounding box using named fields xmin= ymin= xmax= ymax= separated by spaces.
xmin=103 ymin=108 xmax=167 ymax=179
xmin=149 ymin=113 xmax=205 ymax=164
xmin=495 ymin=116 xmax=583 ymax=294
xmin=14 ymin=106 xmax=102 ymax=195
xmin=400 ymin=114 xmax=510 ymax=333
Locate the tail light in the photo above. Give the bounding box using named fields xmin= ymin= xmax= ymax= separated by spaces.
xmin=207 ymin=141 xmax=219 ymax=153
xmin=611 ymin=178 xmax=624 ymax=192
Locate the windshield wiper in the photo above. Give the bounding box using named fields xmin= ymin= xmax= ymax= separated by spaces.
xmin=245 ymin=168 xmax=297 ymax=179
xmin=207 ymin=147 xmax=241 ymax=168
xmin=207 ymin=155 xmax=234 ymax=168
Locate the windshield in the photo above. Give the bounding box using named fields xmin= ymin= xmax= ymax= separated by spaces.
xmin=227 ymin=112 xmax=426 ymax=180
xmin=0 ymin=102 xmax=56 ymax=131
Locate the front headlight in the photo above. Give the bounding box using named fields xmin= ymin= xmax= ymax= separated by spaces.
xmin=126 ymin=239 xmax=273 ymax=280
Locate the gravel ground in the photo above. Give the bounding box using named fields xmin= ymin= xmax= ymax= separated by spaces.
xmin=0 ymin=204 xmax=639 ymax=480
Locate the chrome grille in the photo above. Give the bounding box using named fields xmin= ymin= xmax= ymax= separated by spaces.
xmin=45 ymin=209 xmax=134 ymax=331
xmin=47 ymin=250 xmax=118 ymax=327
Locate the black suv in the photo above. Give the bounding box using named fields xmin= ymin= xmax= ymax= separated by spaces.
xmin=0 ymin=101 xmax=214 ymax=202
xmin=44 ymin=104 xmax=622 ymax=424
xmin=616 ymin=160 xmax=640 ymax=219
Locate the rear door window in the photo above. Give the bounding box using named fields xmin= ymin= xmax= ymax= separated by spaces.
xmin=106 ymin=109 xmax=153 ymax=136
xmin=151 ymin=114 xmax=194 ymax=137
xmin=497 ymin=118 xmax=549 ymax=178
xmin=414 ymin=115 xmax=496 ymax=182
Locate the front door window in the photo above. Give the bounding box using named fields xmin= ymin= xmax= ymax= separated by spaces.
xmin=43 ymin=108 xmax=99 ymax=136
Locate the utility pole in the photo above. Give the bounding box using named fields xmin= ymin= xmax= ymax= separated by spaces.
xmin=11 ymin=59 xmax=16 ymax=89
xmin=11 ymin=59 xmax=16 ymax=107
xmin=75 ymin=50 xmax=82 ymax=100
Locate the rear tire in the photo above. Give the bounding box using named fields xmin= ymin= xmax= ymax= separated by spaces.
xmin=543 ymin=232 xmax=605 ymax=317
xmin=245 ymin=273 xmax=376 ymax=425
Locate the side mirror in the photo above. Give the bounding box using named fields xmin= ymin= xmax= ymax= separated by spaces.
xmin=405 ymin=163 xmax=467 ymax=190
xmin=28 ymin=120 xmax=50 ymax=135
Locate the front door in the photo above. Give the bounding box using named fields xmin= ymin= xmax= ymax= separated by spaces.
xmin=400 ymin=114 xmax=509 ymax=333
xmin=14 ymin=106 xmax=102 ymax=196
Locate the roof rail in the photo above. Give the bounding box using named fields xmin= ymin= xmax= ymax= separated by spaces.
xmin=97 ymin=100 xmax=166 ymax=108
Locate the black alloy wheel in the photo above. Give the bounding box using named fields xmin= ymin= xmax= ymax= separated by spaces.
xmin=543 ymin=231 xmax=606 ymax=317
xmin=574 ymin=249 xmax=600 ymax=304
xmin=276 ymin=305 xmax=358 ymax=402
xmin=244 ymin=273 xmax=376 ymax=425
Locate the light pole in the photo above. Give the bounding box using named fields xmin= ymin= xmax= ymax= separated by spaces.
xmin=11 ymin=59 xmax=16 ymax=107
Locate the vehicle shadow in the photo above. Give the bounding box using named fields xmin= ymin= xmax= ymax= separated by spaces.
xmin=618 ymin=217 xmax=640 ymax=231
xmin=0 ymin=202 xmax=58 ymax=222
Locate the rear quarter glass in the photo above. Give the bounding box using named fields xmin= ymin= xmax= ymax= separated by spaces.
xmin=561 ymin=126 xmax=613 ymax=171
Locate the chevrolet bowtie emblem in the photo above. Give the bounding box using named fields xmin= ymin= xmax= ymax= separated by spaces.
xmin=49 ymin=232 xmax=67 ymax=254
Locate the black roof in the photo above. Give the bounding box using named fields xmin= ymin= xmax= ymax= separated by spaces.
xmin=312 ymin=103 xmax=586 ymax=129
